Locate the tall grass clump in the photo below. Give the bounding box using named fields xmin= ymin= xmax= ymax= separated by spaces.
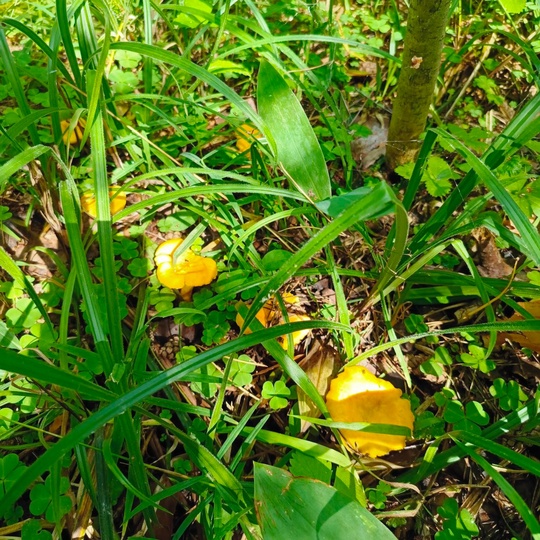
xmin=0 ymin=0 xmax=539 ymax=538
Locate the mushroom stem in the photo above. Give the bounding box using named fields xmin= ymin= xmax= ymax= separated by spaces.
xmin=180 ymin=286 xmax=194 ymax=302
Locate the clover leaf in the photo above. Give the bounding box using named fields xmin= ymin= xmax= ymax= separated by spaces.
xmin=5 ymin=298 xmax=42 ymax=330
xmin=489 ymin=378 xmax=527 ymax=411
xmin=228 ymin=354 xmax=255 ymax=387
xmin=113 ymin=238 xmax=139 ymax=260
xmin=444 ymin=400 xmax=489 ymax=434
xmin=367 ymin=482 xmax=392 ymax=510
xmin=109 ymin=67 xmax=140 ymax=94
xmin=201 ymin=310 xmax=230 ymax=345
xmin=0 ymin=281 xmax=25 ymax=299
xmin=420 ymin=347 xmax=453 ymax=377
xmin=262 ymin=380 xmax=291 ymax=409
xmin=29 ymin=474 xmax=72 ymax=522
xmin=149 ymin=288 xmax=176 ymax=312
xmin=0 ymin=454 xmax=27 ymax=522
xmin=435 ymin=497 xmax=479 ymax=539
xmin=128 ymin=257 xmax=150 ymax=278
xmin=115 ymin=49 xmax=142 ymax=69
xmin=460 ymin=344 xmax=495 ymax=373
xmin=92 ymin=256 xmax=122 ymax=279
xmin=22 ymin=519 xmax=53 ymax=540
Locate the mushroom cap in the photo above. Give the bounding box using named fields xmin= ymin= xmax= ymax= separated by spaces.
xmin=236 ymin=299 xmax=310 ymax=349
xmin=81 ymin=188 xmax=126 ymax=218
xmin=279 ymin=314 xmax=311 ymax=349
xmin=236 ymin=124 xmax=262 ymax=153
xmin=61 ymin=118 xmax=86 ymax=145
xmin=326 ymin=366 xmax=414 ymax=458
xmin=235 ymin=301 xmax=275 ymax=334
xmin=154 ymin=238 xmax=217 ymax=290
xmin=154 ymin=238 xmax=184 ymax=266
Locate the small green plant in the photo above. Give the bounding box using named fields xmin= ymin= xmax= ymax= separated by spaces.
xmin=29 ymin=474 xmax=72 ymax=523
xmin=435 ymin=498 xmax=479 ymax=540
xmin=460 ymin=344 xmax=495 ymax=374
xmin=420 ymin=346 xmax=454 ymax=377
xmin=228 ymin=354 xmax=256 ymax=387
xmin=262 ymin=380 xmax=292 ymax=410
xmin=367 ymin=481 xmax=392 ymax=510
xmin=489 ymin=378 xmax=528 ymax=411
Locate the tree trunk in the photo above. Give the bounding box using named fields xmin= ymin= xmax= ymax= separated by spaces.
xmin=386 ymin=0 xmax=452 ymax=171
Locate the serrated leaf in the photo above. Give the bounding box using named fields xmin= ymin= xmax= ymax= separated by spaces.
xmin=425 ymin=156 xmax=457 ymax=197
xmin=394 ymin=162 xmax=415 ymax=180
xmin=258 ymin=61 xmax=331 ymax=202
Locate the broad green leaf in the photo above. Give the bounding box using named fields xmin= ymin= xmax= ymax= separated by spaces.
xmin=315 ymin=185 xmax=394 ymax=218
xmin=254 ymin=464 xmax=396 ymax=539
xmin=258 ymin=60 xmax=331 ymax=202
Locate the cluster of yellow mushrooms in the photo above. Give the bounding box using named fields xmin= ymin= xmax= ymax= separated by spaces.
xmin=81 ymin=188 xmax=414 ymax=459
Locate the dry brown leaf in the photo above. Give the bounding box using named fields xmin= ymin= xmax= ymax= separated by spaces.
xmin=351 ymin=114 xmax=389 ymax=170
xmin=497 ymin=299 xmax=540 ymax=352
xmin=472 ymin=227 xmax=514 ymax=279
xmin=297 ymin=344 xmax=341 ymax=432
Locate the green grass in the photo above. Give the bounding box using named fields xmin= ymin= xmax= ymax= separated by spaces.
xmin=1 ymin=0 xmax=540 ymax=538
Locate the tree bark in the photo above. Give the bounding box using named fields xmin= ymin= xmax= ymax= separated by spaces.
xmin=386 ymin=0 xmax=452 ymax=171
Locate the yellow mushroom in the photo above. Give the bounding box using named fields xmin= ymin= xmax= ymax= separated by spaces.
xmin=61 ymin=118 xmax=86 ymax=146
xmin=236 ymin=295 xmax=310 ymax=349
xmin=235 ymin=124 xmax=263 ymax=153
xmin=235 ymin=300 xmax=275 ymax=334
xmin=279 ymin=314 xmax=311 ymax=350
xmin=154 ymin=238 xmax=217 ymax=301
xmin=326 ymin=366 xmax=414 ymax=458
xmin=80 ymin=188 xmax=127 ymax=218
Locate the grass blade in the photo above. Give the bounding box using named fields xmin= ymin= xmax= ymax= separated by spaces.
xmin=241 ymin=181 xmax=396 ymax=333
xmin=91 ymin=110 xmax=124 ymax=364
xmin=0 ymin=321 xmax=331 ymax=510
xmin=452 ymin=438 xmax=540 ymax=539
xmin=434 ymin=127 xmax=540 ymax=265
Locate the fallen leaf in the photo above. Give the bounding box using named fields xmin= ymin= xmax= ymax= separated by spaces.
xmin=351 ymin=115 xmax=389 ymax=170
xmin=497 ymin=299 xmax=540 ymax=351
xmin=298 ymin=344 xmax=341 ymax=432
xmin=472 ymin=227 xmax=514 ymax=279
